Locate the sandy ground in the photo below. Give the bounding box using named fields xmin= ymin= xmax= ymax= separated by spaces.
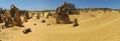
xmin=1 ymin=11 xmax=120 ymax=41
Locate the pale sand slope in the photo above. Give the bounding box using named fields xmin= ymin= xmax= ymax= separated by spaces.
xmin=1 ymin=11 xmax=120 ymax=41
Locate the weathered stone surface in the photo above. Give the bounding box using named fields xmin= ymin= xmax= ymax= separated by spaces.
xmin=10 ymin=4 xmax=16 ymax=18
xmin=73 ymin=19 xmax=79 ymax=27
xmin=1 ymin=25 xmax=6 ymax=29
xmin=14 ymin=8 xmax=23 ymax=27
xmin=23 ymin=28 xmax=32 ymax=34
xmin=36 ymin=13 xmax=40 ymax=19
xmin=4 ymin=4 xmax=23 ymax=27
xmin=56 ymin=2 xmax=70 ymax=24
xmin=56 ymin=13 xmax=70 ymax=24
xmin=0 ymin=9 xmax=4 ymax=23
xmin=4 ymin=16 xmax=14 ymax=27
xmin=41 ymin=20 xmax=46 ymax=23
xmin=4 ymin=9 xmax=14 ymax=27
xmin=24 ymin=12 xmax=30 ymax=22
xmin=0 ymin=14 xmax=3 ymax=23
xmin=25 ymin=12 xmax=30 ymax=19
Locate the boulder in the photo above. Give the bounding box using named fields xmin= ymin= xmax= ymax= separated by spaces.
xmin=23 ymin=28 xmax=32 ymax=34
xmin=41 ymin=20 xmax=46 ymax=23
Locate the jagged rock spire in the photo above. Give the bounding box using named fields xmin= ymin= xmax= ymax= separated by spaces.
xmin=11 ymin=4 xmax=16 ymax=9
xmin=62 ymin=0 xmax=67 ymax=6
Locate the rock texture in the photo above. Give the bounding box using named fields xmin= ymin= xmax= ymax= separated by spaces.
xmin=56 ymin=2 xmax=70 ymax=24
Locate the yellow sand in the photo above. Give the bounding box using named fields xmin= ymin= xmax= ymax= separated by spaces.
xmin=0 ymin=11 xmax=120 ymax=41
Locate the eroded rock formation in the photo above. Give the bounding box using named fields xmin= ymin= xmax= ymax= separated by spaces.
xmin=56 ymin=2 xmax=70 ymax=24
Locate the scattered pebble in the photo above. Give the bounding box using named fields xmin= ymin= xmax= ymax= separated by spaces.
xmin=34 ymin=23 xmax=36 ymax=25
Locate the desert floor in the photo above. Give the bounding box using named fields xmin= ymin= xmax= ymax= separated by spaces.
xmin=1 ymin=11 xmax=120 ymax=41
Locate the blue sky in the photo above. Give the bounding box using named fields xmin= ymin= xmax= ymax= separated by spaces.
xmin=0 ymin=0 xmax=120 ymax=10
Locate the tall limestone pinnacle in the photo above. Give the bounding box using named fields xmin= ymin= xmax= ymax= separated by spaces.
xmin=63 ymin=1 xmax=67 ymax=6
xmin=56 ymin=1 xmax=71 ymax=24
xmin=4 ymin=4 xmax=24 ymax=27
